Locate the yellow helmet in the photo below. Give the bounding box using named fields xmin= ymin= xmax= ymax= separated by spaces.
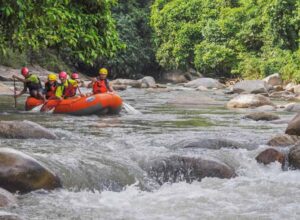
xmin=48 ymin=73 xmax=57 ymax=81
xmin=99 ymin=68 xmax=108 ymax=75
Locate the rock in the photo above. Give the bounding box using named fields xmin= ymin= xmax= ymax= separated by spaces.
xmin=272 ymin=85 xmax=284 ymax=91
xmin=289 ymin=144 xmax=300 ymax=169
xmin=227 ymin=94 xmax=274 ymax=108
xmin=253 ymin=105 xmax=276 ymax=111
xmin=184 ymin=78 xmax=225 ymax=89
xmin=0 ymin=120 xmax=57 ymax=139
xmin=231 ymin=80 xmax=269 ymax=94
xmin=196 ymin=86 xmax=209 ymax=91
xmin=267 ymin=134 xmax=300 ymax=147
xmin=269 ymin=91 xmax=294 ymax=99
xmin=285 ymin=82 xmax=296 ymax=92
xmin=0 ymin=188 xmax=17 ymax=208
xmin=145 ymin=156 xmax=236 ymax=185
xmin=0 ymin=83 xmax=13 ymax=95
xmin=138 ymin=76 xmax=156 ymax=88
xmin=110 ymin=79 xmax=142 ymax=88
xmin=0 ymin=65 xmax=54 ymax=82
xmin=243 ymin=112 xmax=279 ymax=121
xmin=256 ymin=148 xmax=285 ymax=166
xmin=285 ymin=113 xmax=300 ymax=135
xmin=0 ymin=148 xmax=61 ymax=193
xmin=293 ymin=85 xmax=300 ymax=95
xmin=284 ymin=103 xmax=300 ymax=112
xmin=0 ymin=211 xmax=23 ymax=220
xmin=263 ymin=73 xmax=282 ymax=87
xmin=161 ymin=70 xmax=189 ymax=83
xmin=172 ymin=138 xmax=255 ymax=150
xmin=112 ymin=84 xmax=127 ymax=91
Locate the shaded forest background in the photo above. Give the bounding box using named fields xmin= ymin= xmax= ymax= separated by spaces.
xmin=0 ymin=0 xmax=300 ymax=81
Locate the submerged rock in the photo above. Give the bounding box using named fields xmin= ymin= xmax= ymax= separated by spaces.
xmin=256 ymin=148 xmax=285 ymax=166
xmin=243 ymin=112 xmax=279 ymax=121
xmin=227 ymin=94 xmax=273 ymax=108
xmin=172 ymin=138 xmax=255 ymax=150
xmin=284 ymin=103 xmax=300 ymax=112
xmin=0 ymin=188 xmax=17 ymax=208
xmin=285 ymin=113 xmax=300 ymax=136
xmin=231 ymin=80 xmax=269 ymax=94
xmin=184 ymin=78 xmax=225 ymax=89
xmin=145 ymin=156 xmax=236 ymax=185
xmin=0 ymin=148 xmax=61 ymax=193
xmin=267 ymin=134 xmax=300 ymax=147
xmin=0 ymin=120 xmax=57 ymax=139
xmin=288 ymin=144 xmax=300 ymax=169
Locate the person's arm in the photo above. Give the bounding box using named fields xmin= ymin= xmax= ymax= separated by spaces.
xmin=108 ymin=82 xmax=114 ymax=93
xmin=12 ymin=75 xmax=26 ymax=83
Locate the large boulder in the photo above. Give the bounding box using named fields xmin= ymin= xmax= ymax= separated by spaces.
xmin=288 ymin=144 xmax=300 ymax=169
xmin=0 ymin=148 xmax=61 ymax=193
xmin=231 ymin=80 xmax=269 ymax=94
xmin=184 ymin=78 xmax=225 ymax=89
xmin=144 ymin=156 xmax=236 ymax=185
xmin=243 ymin=112 xmax=279 ymax=121
xmin=0 ymin=120 xmax=57 ymax=139
xmin=138 ymin=76 xmax=156 ymax=88
xmin=110 ymin=79 xmax=142 ymax=88
xmin=285 ymin=82 xmax=296 ymax=92
xmin=263 ymin=73 xmax=282 ymax=87
xmin=285 ymin=113 xmax=300 ymax=135
xmin=161 ymin=70 xmax=190 ymax=83
xmin=293 ymin=85 xmax=300 ymax=95
xmin=0 ymin=188 xmax=17 ymax=208
xmin=227 ymin=94 xmax=274 ymax=108
xmin=267 ymin=134 xmax=300 ymax=147
xmin=256 ymin=148 xmax=285 ymax=166
xmin=172 ymin=138 xmax=255 ymax=150
xmin=0 ymin=82 xmax=13 ymax=95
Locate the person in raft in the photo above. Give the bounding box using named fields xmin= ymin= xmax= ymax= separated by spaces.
xmin=44 ymin=73 xmax=58 ymax=99
xmin=89 ymin=68 xmax=114 ymax=94
xmin=13 ymin=67 xmax=45 ymax=101
xmin=55 ymin=71 xmax=78 ymax=99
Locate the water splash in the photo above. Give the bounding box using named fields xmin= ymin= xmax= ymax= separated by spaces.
xmin=30 ymin=104 xmax=44 ymax=112
xmin=123 ymin=102 xmax=142 ymax=115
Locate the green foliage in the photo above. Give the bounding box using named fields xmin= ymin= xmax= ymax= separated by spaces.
xmin=102 ymin=0 xmax=159 ymax=78
xmin=0 ymin=0 xmax=122 ymax=65
xmin=151 ymin=0 xmax=300 ymax=80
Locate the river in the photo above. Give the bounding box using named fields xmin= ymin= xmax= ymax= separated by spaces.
xmin=0 ymin=86 xmax=300 ymax=220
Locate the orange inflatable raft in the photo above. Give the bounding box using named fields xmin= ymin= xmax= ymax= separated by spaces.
xmin=25 ymin=93 xmax=123 ymax=115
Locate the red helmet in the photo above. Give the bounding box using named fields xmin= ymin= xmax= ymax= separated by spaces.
xmin=59 ymin=71 xmax=68 ymax=79
xmin=21 ymin=67 xmax=29 ymax=77
xmin=71 ymin=73 xmax=79 ymax=79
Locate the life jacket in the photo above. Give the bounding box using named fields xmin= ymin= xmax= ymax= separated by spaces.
xmin=63 ymin=80 xmax=77 ymax=98
xmin=45 ymin=81 xmax=58 ymax=99
xmin=26 ymin=74 xmax=42 ymax=91
xmin=92 ymin=78 xmax=109 ymax=94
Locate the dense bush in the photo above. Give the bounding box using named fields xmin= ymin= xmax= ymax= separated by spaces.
xmin=151 ymin=0 xmax=300 ymax=81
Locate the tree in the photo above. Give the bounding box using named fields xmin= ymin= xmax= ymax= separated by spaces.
xmin=0 ymin=0 xmax=122 ymax=65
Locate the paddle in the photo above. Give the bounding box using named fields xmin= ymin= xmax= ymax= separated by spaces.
xmin=13 ymin=78 xmax=17 ymax=108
